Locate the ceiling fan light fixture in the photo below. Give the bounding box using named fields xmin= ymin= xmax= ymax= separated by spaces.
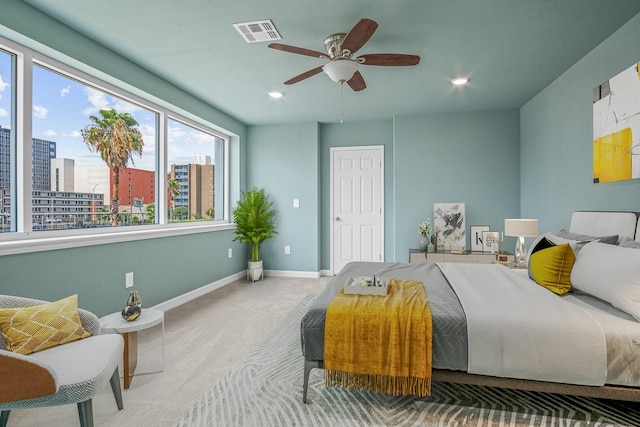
xmin=323 ymin=60 xmax=358 ymax=83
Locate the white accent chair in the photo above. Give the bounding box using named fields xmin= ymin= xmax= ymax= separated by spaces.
xmin=0 ymin=295 xmax=124 ymax=427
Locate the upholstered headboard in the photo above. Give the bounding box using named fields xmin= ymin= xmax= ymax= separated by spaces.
xmin=569 ymin=211 xmax=639 ymax=241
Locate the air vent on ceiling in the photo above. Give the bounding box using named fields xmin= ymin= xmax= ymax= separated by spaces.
xmin=233 ymin=19 xmax=281 ymax=43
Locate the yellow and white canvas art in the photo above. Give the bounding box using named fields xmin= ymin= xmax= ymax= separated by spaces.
xmin=593 ymin=61 xmax=640 ymax=183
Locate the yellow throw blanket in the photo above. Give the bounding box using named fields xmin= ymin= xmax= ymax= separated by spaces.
xmin=324 ymin=279 xmax=432 ymax=396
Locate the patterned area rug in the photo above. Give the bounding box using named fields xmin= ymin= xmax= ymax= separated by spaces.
xmin=175 ymin=294 xmax=639 ymax=426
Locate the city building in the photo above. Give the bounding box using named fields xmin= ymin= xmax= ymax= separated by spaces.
xmin=0 ymin=126 xmax=56 ymax=192
xmin=171 ymin=162 xmax=214 ymax=219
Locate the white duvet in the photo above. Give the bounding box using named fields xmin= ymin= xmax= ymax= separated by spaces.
xmin=437 ymin=263 xmax=608 ymax=386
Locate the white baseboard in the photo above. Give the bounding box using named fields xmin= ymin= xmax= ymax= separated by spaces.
xmin=150 ymin=270 xmax=245 ymax=312
xmin=150 ymin=268 xmax=325 ymax=312
xmin=319 ymin=269 xmax=333 ymax=277
xmin=265 ymin=269 xmax=321 ymax=279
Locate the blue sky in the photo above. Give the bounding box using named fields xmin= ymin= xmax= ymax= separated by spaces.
xmin=0 ymin=50 xmax=218 ymax=172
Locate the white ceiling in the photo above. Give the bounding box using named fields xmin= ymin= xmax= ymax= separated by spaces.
xmin=22 ymin=0 xmax=640 ymax=125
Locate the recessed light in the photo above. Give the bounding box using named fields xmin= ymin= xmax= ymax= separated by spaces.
xmin=451 ymin=77 xmax=470 ymax=86
xmin=268 ymin=91 xmax=284 ymax=99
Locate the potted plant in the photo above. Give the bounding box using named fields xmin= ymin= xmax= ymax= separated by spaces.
xmin=232 ymin=187 xmax=277 ymax=282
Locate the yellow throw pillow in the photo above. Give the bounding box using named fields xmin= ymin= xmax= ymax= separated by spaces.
xmin=529 ymin=243 xmax=575 ymax=295
xmin=0 ymin=294 xmax=92 ymax=355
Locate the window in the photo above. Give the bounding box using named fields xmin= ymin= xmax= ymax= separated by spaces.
xmin=167 ymin=118 xmax=226 ymax=222
xmin=0 ymin=35 xmax=230 ymax=248
xmin=0 ymin=48 xmax=15 ymax=233
xmin=31 ymin=65 xmax=158 ymax=230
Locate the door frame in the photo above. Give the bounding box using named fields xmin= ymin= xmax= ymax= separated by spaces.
xmin=329 ymin=145 xmax=385 ymax=275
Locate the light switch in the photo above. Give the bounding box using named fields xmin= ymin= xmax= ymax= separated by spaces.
xmin=125 ymin=272 xmax=134 ymax=288
xmin=293 ymin=199 xmax=300 ymax=208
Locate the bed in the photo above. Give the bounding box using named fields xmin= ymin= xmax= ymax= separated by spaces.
xmin=301 ymin=211 xmax=640 ymax=403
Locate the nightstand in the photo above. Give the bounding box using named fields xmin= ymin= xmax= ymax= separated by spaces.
xmin=409 ymin=249 xmax=514 ymax=264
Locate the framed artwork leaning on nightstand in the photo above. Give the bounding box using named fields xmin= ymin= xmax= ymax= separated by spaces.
xmin=470 ymin=225 xmax=490 ymax=251
xmin=434 ymin=203 xmax=466 ymax=250
xmin=482 ymin=231 xmax=500 ymax=253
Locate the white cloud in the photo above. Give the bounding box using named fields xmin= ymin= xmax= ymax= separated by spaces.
xmin=0 ymin=108 xmax=7 ymax=118
xmin=43 ymin=129 xmax=56 ymax=138
xmin=33 ymin=105 xmax=48 ymax=119
xmin=168 ymin=125 xmax=186 ymax=140
xmin=82 ymin=87 xmax=140 ymax=116
xmin=62 ymin=130 xmax=82 ymax=138
xmin=0 ymin=74 xmax=8 ymax=92
xmin=82 ymin=88 xmax=110 ymax=115
xmin=60 ymin=86 xmax=70 ymax=97
xmin=188 ymin=131 xmax=216 ymax=145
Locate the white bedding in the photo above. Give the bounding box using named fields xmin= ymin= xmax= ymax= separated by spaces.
xmin=437 ymin=263 xmax=608 ymax=386
xmin=561 ymin=292 xmax=640 ymax=387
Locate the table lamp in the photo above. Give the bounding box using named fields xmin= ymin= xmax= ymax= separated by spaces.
xmin=504 ymin=219 xmax=539 ymax=266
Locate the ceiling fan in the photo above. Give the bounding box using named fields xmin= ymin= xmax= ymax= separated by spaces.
xmin=268 ymin=18 xmax=420 ymax=91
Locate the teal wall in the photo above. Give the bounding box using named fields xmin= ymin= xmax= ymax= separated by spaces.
xmin=246 ymin=123 xmax=321 ymax=272
xmin=0 ymin=230 xmax=245 ymax=317
xmin=393 ymin=110 xmax=521 ymax=262
xmin=521 ymin=13 xmax=640 ymax=234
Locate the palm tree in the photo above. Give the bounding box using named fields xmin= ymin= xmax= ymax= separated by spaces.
xmin=81 ymin=109 xmax=144 ymax=226
xmin=168 ymin=178 xmax=180 ymax=222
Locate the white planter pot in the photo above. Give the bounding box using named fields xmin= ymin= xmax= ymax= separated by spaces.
xmin=247 ymin=260 xmax=264 ymax=282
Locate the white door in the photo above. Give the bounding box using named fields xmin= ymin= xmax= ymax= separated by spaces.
xmin=331 ymin=146 xmax=384 ymax=274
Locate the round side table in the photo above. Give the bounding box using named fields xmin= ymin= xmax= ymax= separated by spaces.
xmin=100 ymin=308 xmax=165 ymax=389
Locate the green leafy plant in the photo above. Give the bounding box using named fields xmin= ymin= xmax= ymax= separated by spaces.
xmin=81 ymin=108 xmax=144 ymax=226
xmin=232 ymin=188 xmax=277 ymax=262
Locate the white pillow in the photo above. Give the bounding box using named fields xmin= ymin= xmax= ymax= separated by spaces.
xmin=571 ymin=241 xmax=640 ymax=321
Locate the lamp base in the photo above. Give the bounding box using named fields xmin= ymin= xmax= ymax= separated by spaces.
xmin=514 ymin=235 xmax=527 ymax=266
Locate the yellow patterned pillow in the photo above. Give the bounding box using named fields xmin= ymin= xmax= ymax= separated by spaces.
xmin=529 ymin=243 xmax=575 ymax=295
xmin=0 ymin=294 xmax=92 ymax=355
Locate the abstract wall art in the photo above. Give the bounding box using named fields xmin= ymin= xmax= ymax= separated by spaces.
xmin=593 ymin=61 xmax=640 ymax=183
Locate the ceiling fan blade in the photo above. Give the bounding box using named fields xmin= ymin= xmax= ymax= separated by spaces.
xmin=347 ymin=71 xmax=366 ymax=92
xmin=268 ymin=43 xmax=329 ymax=59
xmin=358 ymin=53 xmax=421 ymax=66
xmin=284 ymin=66 xmax=324 ymax=85
xmin=341 ymin=18 xmax=378 ymax=54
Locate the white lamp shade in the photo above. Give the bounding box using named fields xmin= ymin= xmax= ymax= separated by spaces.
xmin=323 ymin=60 xmax=358 ymax=82
xmin=504 ymin=219 xmax=538 ymax=237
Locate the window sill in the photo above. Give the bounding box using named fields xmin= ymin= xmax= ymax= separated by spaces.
xmin=0 ymin=222 xmax=235 ymax=257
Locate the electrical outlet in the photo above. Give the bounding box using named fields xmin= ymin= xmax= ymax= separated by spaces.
xmin=125 ymin=272 xmax=134 ymax=288
xmin=284 ymin=245 xmax=291 ymax=255
xmin=293 ymin=199 xmax=300 ymax=208
xmin=228 ymin=248 xmax=233 ymax=258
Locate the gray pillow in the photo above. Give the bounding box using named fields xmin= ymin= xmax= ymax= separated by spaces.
xmin=618 ymin=236 xmax=640 ymax=249
xmin=554 ymin=229 xmax=618 ymax=245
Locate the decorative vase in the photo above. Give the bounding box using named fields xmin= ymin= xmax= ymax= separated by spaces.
xmin=247 ymin=260 xmax=264 ymax=282
xmin=121 ymin=290 xmax=142 ymax=321
xmin=418 ymin=234 xmax=429 ymax=251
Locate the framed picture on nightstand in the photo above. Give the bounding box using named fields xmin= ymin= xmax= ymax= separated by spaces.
xmin=470 ymin=225 xmax=490 ymax=251
xmin=482 ymin=231 xmax=500 ymax=253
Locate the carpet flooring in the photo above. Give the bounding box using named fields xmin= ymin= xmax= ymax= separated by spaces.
xmin=176 ymin=294 xmax=640 ymax=427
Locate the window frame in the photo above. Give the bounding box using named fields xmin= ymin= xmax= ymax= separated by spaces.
xmin=0 ymin=36 xmax=232 ymax=256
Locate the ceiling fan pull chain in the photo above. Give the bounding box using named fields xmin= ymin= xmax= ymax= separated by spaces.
xmin=340 ymin=81 xmax=345 ymax=124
